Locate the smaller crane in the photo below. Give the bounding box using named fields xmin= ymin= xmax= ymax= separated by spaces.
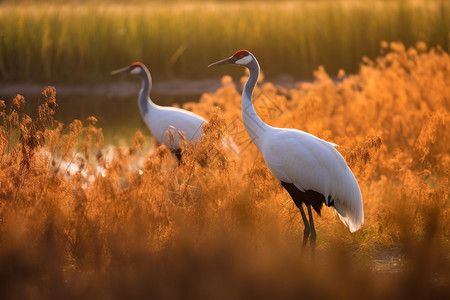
xmin=111 ymin=62 xmax=208 ymax=160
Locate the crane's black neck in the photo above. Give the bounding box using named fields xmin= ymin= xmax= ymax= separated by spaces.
xmin=242 ymin=58 xmax=270 ymax=149
xmin=138 ymin=67 xmax=155 ymax=116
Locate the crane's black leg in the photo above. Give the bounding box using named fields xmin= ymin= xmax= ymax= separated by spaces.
xmin=298 ymin=204 xmax=311 ymax=251
xmin=175 ymin=152 xmax=182 ymax=162
xmin=171 ymin=149 xmax=182 ymax=162
xmin=307 ymin=204 xmax=317 ymax=253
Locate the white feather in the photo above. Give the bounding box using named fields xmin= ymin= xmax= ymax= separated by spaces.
xmin=143 ymin=105 xmax=239 ymax=156
xmin=236 ymin=55 xmax=253 ymax=65
xmin=260 ymin=127 xmax=364 ymax=232
xmin=144 ymin=105 xmax=205 ymax=149
xmin=130 ymin=67 xmax=141 ymax=75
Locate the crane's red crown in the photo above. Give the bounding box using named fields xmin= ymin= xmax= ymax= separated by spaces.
xmin=130 ymin=62 xmax=144 ymax=69
xmin=233 ymin=50 xmax=250 ymax=59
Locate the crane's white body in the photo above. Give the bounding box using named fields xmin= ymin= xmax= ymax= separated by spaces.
xmin=211 ymin=51 xmax=363 ymax=233
xmin=259 ymin=127 xmax=363 ymax=232
xmin=134 ymin=63 xmax=205 ymax=150
xmin=141 ymin=99 xmax=205 ymax=150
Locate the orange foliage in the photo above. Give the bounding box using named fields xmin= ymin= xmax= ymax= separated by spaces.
xmin=0 ymin=42 xmax=449 ymax=298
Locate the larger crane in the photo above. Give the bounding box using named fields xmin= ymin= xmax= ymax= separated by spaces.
xmin=112 ymin=62 xmax=213 ymax=160
xmin=209 ymin=50 xmax=363 ymax=251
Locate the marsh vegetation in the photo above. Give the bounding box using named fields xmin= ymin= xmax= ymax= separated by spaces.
xmin=0 ymin=41 xmax=448 ymax=298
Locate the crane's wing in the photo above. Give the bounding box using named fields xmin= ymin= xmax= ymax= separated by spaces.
xmin=148 ymin=107 xmax=239 ymax=156
xmin=148 ymin=107 xmax=205 ymax=149
xmin=261 ymin=129 xmax=363 ymax=232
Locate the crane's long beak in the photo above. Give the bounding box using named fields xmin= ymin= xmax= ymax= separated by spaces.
xmin=110 ymin=66 xmax=131 ymax=75
xmin=208 ymin=56 xmax=237 ymax=67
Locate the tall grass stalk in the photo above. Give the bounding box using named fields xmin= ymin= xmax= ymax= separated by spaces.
xmin=0 ymin=41 xmax=449 ymax=298
xmin=0 ymin=0 xmax=448 ymax=83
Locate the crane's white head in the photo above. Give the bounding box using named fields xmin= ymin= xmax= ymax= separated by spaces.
xmin=208 ymin=50 xmax=254 ymax=67
xmin=111 ymin=62 xmax=146 ymax=76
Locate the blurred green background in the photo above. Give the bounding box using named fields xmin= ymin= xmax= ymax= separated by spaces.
xmin=0 ymin=0 xmax=449 ymax=142
xmin=0 ymin=0 xmax=448 ymax=83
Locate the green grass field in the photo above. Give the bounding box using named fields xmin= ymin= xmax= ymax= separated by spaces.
xmin=0 ymin=0 xmax=448 ymax=83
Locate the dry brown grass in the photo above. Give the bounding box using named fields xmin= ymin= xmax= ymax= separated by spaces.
xmin=0 ymin=42 xmax=449 ymax=299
